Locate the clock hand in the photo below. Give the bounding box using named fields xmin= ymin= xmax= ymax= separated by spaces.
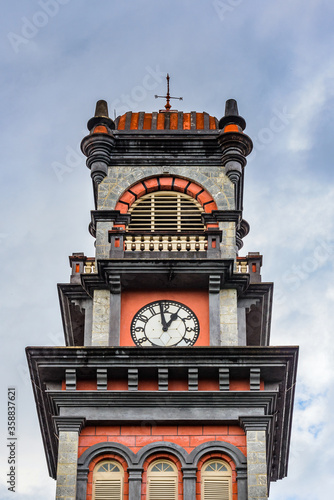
xmin=159 ymin=303 xmax=168 ymax=331
xmin=165 ymin=310 xmax=180 ymax=330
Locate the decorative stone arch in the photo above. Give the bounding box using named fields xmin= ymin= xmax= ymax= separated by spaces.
xmin=136 ymin=441 xmax=191 ymax=500
xmin=77 ymin=442 xmax=136 ymax=500
xmin=135 ymin=440 xmax=188 ymax=468
xmin=115 ymin=175 xmax=218 ymax=215
xmin=76 ymin=440 xmax=247 ymax=500
xmin=188 ymin=440 xmax=246 ymax=467
xmin=188 ymin=441 xmax=247 ymax=500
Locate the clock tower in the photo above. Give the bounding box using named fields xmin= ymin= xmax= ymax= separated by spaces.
xmin=27 ymin=95 xmax=298 ymax=500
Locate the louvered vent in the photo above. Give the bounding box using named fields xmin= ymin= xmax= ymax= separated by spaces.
xmin=93 ymin=461 xmax=123 ymax=500
xmin=128 ymin=191 xmax=205 ymax=232
xmin=201 ymin=460 xmax=232 ymax=500
xmin=147 ymin=460 xmax=178 ymax=500
xmin=94 ymin=479 xmax=122 ymax=500
xmin=148 ymin=479 xmax=177 ymax=499
xmin=203 ymin=479 xmax=230 ymax=500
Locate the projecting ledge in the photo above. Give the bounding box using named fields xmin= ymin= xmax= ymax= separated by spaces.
xmin=47 ymin=391 xmax=277 ymax=423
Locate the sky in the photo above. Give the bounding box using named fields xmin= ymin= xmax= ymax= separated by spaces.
xmin=0 ymin=0 xmax=334 ymax=498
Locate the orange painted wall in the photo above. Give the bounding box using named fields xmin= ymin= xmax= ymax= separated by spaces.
xmin=81 ymin=425 xmax=246 ymax=499
xmin=120 ymin=289 xmax=210 ymax=347
xmin=62 ymin=378 xmax=264 ymax=391
xmin=78 ymin=424 xmax=247 ymax=458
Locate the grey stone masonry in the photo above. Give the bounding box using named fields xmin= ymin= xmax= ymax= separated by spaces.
xmin=55 ymin=431 xmax=80 ymax=500
xmin=54 ymin=418 xmax=85 ymax=500
xmin=219 ymin=289 xmax=238 ymax=345
xmin=91 ymin=289 xmax=110 ymax=346
xmin=246 ymin=430 xmax=268 ymax=500
xmin=98 ymin=165 xmax=235 ymax=212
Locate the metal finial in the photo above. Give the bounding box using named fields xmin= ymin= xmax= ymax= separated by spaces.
xmin=155 ymin=74 xmax=183 ymax=111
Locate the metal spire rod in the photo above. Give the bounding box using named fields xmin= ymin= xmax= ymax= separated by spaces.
xmin=155 ymin=73 xmax=183 ymax=111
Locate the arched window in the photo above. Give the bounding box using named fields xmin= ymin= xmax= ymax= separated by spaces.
xmin=128 ymin=191 xmax=205 ymax=232
xmin=201 ymin=460 xmax=232 ymax=500
xmin=93 ymin=460 xmax=124 ymax=500
xmin=147 ymin=460 xmax=178 ymax=499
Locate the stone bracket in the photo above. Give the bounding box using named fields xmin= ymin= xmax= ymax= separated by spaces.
xmin=188 ymin=368 xmax=198 ymax=391
xmin=65 ymin=368 xmax=76 ymax=390
xmin=97 ymin=368 xmax=108 ymax=390
xmin=128 ymin=368 xmax=138 ymax=391
xmin=250 ymin=368 xmax=261 ymax=391
xmin=158 ymin=368 xmax=168 ymax=391
xmin=219 ymin=367 xmax=230 ymax=391
xmin=209 ymin=275 xmax=221 ymax=293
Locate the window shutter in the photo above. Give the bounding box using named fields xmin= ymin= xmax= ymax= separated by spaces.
xmin=94 ymin=479 xmax=122 ymax=500
xmin=201 ymin=460 xmax=232 ymax=500
xmin=128 ymin=191 xmax=204 ymax=232
xmin=203 ymin=478 xmax=230 ymax=500
xmin=92 ymin=461 xmax=123 ymax=500
xmin=147 ymin=460 xmax=178 ymax=500
xmin=148 ymin=478 xmax=177 ymax=499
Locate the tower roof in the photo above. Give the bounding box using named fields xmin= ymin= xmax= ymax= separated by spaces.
xmin=115 ymin=111 xmax=219 ymax=131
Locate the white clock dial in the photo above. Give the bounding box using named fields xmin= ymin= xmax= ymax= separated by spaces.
xmin=131 ymin=300 xmax=200 ymax=347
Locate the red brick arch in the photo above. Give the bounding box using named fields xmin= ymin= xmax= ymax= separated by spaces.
xmin=115 ymin=176 xmax=218 ymax=215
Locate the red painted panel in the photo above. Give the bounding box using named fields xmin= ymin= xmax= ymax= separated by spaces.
xmin=120 ymin=289 xmax=209 ymax=347
xmin=143 ymin=113 xmax=152 ymax=130
xmin=230 ymin=379 xmax=250 ymax=391
xmin=170 ymin=113 xmax=178 ymax=130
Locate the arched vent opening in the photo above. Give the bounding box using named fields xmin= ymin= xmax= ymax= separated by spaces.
xmin=147 ymin=460 xmax=178 ymax=500
xmin=201 ymin=460 xmax=232 ymax=500
xmin=128 ymin=191 xmax=205 ymax=232
xmin=93 ymin=460 xmax=124 ymax=500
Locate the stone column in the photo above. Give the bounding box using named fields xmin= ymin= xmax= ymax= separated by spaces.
xmin=128 ymin=467 xmax=143 ymax=500
xmin=182 ymin=467 xmax=197 ymax=500
xmin=109 ymin=275 xmax=121 ymax=346
xmin=209 ymin=275 xmax=221 ymax=345
xmin=76 ymin=468 xmax=89 ymax=500
xmin=92 ymin=289 xmax=110 ymax=345
xmin=220 ymin=289 xmax=238 ymax=345
xmin=236 ymin=465 xmax=248 ymax=500
xmin=53 ymin=417 xmax=86 ymax=500
xmin=240 ymin=417 xmax=272 ymax=500
xmin=220 ymin=221 xmax=237 ymax=259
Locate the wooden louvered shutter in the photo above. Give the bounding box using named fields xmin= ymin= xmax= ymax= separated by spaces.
xmin=128 ymin=191 xmax=205 ymax=232
xmin=203 ymin=478 xmax=230 ymax=500
xmin=94 ymin=479 xmax=122 ymax=499
xmin=93 ymin=461 xmax=123 ymax=500
xmin=201 ymin=460 xmax=232 ymax=500
xmin=148 ymin=478 xmax=177 ymax=499
xmin=147 ymin=460 xmax=178 ymax=500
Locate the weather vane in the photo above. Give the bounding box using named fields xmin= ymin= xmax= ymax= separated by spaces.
xmin=155 ymin=73 xmax=183 ymax=111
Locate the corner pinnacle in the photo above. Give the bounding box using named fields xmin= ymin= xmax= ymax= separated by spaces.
xmin=219 ymin=98 xmax=246 ymax=131
xmin=87 ymin=99 xmax=115 ymax=132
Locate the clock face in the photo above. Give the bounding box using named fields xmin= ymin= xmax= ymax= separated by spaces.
xmin=131 ymin=300 xmax=200 ymax=347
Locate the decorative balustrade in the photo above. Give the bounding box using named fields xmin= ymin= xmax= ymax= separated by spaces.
xmin=236 ymin=252 xmax=263 ymax=282
xmin=124 ymin=233 xmax=207 ymax=252
xmin=83 ymin=260 xmax=96 ymax=274
xmin=236 ymin=259 xmax=249 ymax=274
xmin=69 ymin=253 xmax=96 ymax=283
xmin=109 ymin=230 xmax=222 ymax=257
